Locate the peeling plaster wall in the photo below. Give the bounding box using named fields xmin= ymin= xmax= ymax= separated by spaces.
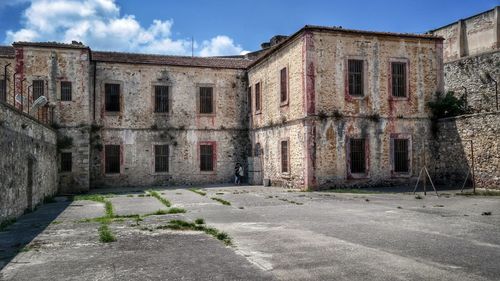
xmin=16 ymin=46 xmax=92 ymax=193
xmin=91 ymin=63 xmax=248 ymax=187
xmin=313 ymin=31 xmax=441 ymax=188
xmin=0 ymin=102 xmax=57 ymax=222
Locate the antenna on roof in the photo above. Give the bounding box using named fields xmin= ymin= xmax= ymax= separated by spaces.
xmin=191 ymin=36 xmax=194 ymax=57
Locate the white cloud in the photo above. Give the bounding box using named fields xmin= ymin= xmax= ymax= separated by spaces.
xmin=199 ymin=35 xmax=249 ymax=57
xmin=4 ymin=0 xmax=247 ymax=57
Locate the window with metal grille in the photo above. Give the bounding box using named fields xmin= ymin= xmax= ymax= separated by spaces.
xmin=0 ymin=79 xmax=5 ymax=102
xmin=60 ymin=81 xmax=72 ymax=101
xmin=33 ymin=80 xmax=44 ymax=99
xmin=391 ymin=62 xmax=407 ymax=97
xmin=200 ymin=144 xmax=214 ymax=171
xmin=393 ymin=139 xmax=409 ymax=172
xmin=348 ymin=60 xmax=364 ymax=96
xmin=105 ymin=83 xmax=120 ymax=112
xmin=281 ymin=140 xmax=289 ymax=173
xmin=255 ymin=82 xmax=261 ymax=112
xmin=154 ymin=145 xmax=169 ymax=172
xmin=105 ymin=145 xmax=120 ymax=174
xmin=60 ymin=152 xmax=72 ymax=172
xmin=280 ymin=67 xmax=288 ymax=103
xmin=199 ymin=87 xmax=213 ymax=114
xmin=154 ymin=85 xmax=169 ymax=113
xmin=350 ymin=138 xmax=366 ymax=173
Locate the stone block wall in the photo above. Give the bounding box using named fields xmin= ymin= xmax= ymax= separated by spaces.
xmin=443 ymin=50 xmax=499 ymax=113
xmin=0 ymin=102 xmax=57 ymax=222
xmin=431 ymin=112 xmax=500 ymax=189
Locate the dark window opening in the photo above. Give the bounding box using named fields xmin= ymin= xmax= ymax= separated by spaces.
xmin=255 ymin=82 xmax=261 ymax=112
xmin=348 ymin=60 xmax=364 ymax=96
xmin=154 ymin=85 xmax=169 ymax=113
xmin=105 ymin=83 xmax=120 ymax=112
xmin=280 ymin=67 xmax=288 ymax=103
xmin=200 ymin=144 xmax=214 ymax=171
xmin=350 ymin=138 xmax=366 ymax=173
xmin=393 ymin=139 xmax=409 ymax=172
xmin=33 ymin=80 xmax=44 ymax=100
xmin=0 ymin=79 xmax=6 ymax=102
xmin=391 ymin=62 xmax=407 ymax=97
xmin=199 ymin=87 xmax=213 ymax=114
xmin=254 ymin=142 xmax=262 ymax=157
xmin=60 ymin=152 xmax=72 ymax=172
xmin=61 ymin=81 xmax=72 ymax=101
xmin=155 ymin=145 xmax=169 ymax=172
xmin=247 ymin=86 xmax=252 ymax=114
xmin=105 ymin=145 xmax=120 ymax=174
xmin=281 ymin=140 xmax=289 ymax=173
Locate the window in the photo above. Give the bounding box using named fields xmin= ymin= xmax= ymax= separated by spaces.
xmin=154 ymin=145 xmax=169 ymax=173
xmin=280 ymin=67 xmax=288 ymax=103
xmin=255 ymin=82 xmax=261 ymax=113
xmin=391 ymin=62 xmax=407 ymax=97
xmin=154 ymin=85 xmax=169 ymax=113
xmin=200 ymin=144 xmax=214 ymax=171
xmin=348 ymin=60 xmax=364 ymax=96
xmin=247 ymin=86 xmax=252 ymax=114
xmin=0 ymin=79 xmax=5 ymax=102
xmin=105 ymin=83 xmax=120 ymax=112
xmin=199 ymin=87 xmax=213 ymax=114
xmin=60 ymin=152 xmax=72 ymax=172
xmin=33 ymin=80 xmax=44 ymax=99
xmin=393 ymin=139 xmax=409 ymax=173
xmin=105 ymin=145 xmax=120 ymax=174
xmin=349 ymin=138 xmax=366 ymax=173
xmin=254 ymin=142 xmax=262 ymax=157
xmin=60 ymin=81 xmax=72 ymax=101
xmin=281 ymin=140 xmax=289 ymax=173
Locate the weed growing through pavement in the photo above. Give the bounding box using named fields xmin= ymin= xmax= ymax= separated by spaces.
xmin=211 ymin=197 xmax=231 ymax=205
xmin=157 ymin=220 xmax=232 ymax=246
xmin=148 ymin=190 xmax=172 ymax=207
xmin=189 ymin=188 xmax=207 ymax=196
xmin=98 ymin=224 xmax=116 ymax=243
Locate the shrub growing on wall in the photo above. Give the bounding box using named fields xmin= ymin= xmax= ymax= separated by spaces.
xmin=428 ymin=91 xmax=470 ymax=119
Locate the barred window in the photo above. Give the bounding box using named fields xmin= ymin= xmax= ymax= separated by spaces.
xmin=391 ymin=62 xmax=407 ymax=97
xmin=33 ymin=80 xmax=44 ymax=99
xmin=105 ymin=145 xmax=120 ymax=174
xmin=61 ymin=81 xmax=72 ymax=101
xmin=0 ymin=79 xmax=5 ymax=102
xmin=348 ymin=60 xmax=363 ymax=96
xmin=60 ymin=152 xmax=72 ymax=172
xmin=280 ymin=67 xmax=288 ymax=103
xmin=281 ymin=140 xmax=289 ymax=173
xmin=154 ymin=145 xmax=169 ymax=173
xmin=200 ymin=144 xmax=214 ymax=171
xmin=199 ymin=87 xmax=213 ymax=114
xmin=255 ymin=82 xmax=261 ymax=112
xmin=393 ymin=139 xmax=409 ymax=173
xmin=154 ymin=85 xmax=169 ymax=113
xmin=350 ymin=138 xmax=366 ymax=173
xmin=105 ymin=83 xmax=120 ymax=112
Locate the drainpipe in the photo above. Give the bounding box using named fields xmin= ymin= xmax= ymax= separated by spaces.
xmin=3 ymin=63 xmax=10 ymax=101
xmin=27 ymin=84 xmax=33 ymax=115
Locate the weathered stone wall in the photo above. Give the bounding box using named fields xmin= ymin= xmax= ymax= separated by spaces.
xmin=431 ymin=7 xmax=499 ymax=62
xmin=0 ymin=57 xmax=15 ymax=104
xmin=431 ymin=112 xmax=499 ymax=189
xmin=0 ymin=102 xmax=57 ymax=222
xmin=91 ymin=62 xmax=248 ymax=187
xmin=248 ymin=36 xmax=307 ymax=189
xmin=443 ymin=50 xmax=499 ymax=113
xmin=13 ymin=45 xmax=92 ymax=193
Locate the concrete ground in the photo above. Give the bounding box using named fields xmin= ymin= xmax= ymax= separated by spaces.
xmin=0 ymin=185 xmax=499 ymax=281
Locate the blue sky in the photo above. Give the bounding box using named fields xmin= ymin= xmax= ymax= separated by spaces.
xmin=0 ymin=0 xmax=498 ymax=56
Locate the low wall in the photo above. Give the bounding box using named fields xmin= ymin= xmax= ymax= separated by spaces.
xmin=432 ymin=112 xmax=499 ymax=189
xmin=0 ymin=102 xmax=58 ymax=222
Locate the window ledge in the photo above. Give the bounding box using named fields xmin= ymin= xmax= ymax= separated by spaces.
xmin=389 ymin=96 xmax=409 ymax=101
xmin=391 ymin=172 xmax=411 ymax=178
xmin=104 ymin=112 xmax=121 ymax=116
xmin=280 ymin=101 xmax=289 ymax=107
xmin=197 ymin=113 xmax=216 ymax=117
xmin=348 ymin=173 xmax=369 ymax=179
xmin=347 ymin=95 xmax=365 ymax=100
xmin=255 ymin=111 xmax=262 ymax=115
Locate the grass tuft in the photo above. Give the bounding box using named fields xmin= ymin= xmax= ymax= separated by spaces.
xmin=195 ymin=218 xmax=205 ymax=224
xmin=482 ymin=211 xmax=492 ymax=216
xmin=167 ymin=207 xmax=186 ymax=214
xmin=211 ymin=197 xmax=231 ymax=205
xmin=189 ymin=188 xmax=207 ymax=196
xmin=158 ymin=219 xmax=232 ymax=245
xmin=74 ymin=194 xmax=114 ymax=203
xmin=148 ymin=190 xmax=171 ymax=207
xmin=104 ymin=201 xmax=114 ymax=218
xmin=98 ymin=224 xmax=116 ymax=243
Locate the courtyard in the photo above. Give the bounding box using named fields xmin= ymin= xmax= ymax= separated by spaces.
xmin=0 ymin=185 xmax=499 ymax=281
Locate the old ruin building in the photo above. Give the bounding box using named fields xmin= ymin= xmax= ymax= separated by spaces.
xmin=0 ymin=25 xmax=446 ymax=194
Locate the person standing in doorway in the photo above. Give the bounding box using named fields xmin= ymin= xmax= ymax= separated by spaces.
xmin=235 ymin=163 xmax=243 ymax=185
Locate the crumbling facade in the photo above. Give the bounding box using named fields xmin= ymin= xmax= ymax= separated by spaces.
xmin=1 ymin=24 xmax=445 ymax=192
